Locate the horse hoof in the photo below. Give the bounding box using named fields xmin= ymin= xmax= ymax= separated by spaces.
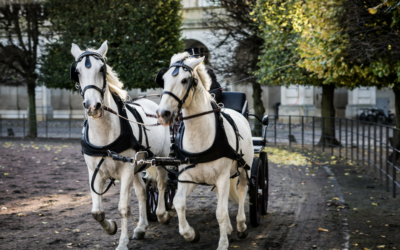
xmin=237 ymin=228 xmax=248 ymax=239
xmin=132 ymin=231 xmax=146 ymax=240
xmin=190 ymin=227 xmax=201 ymax=243
xmin=161 ymin=213 xmax=171 ymax=225
xmin=107 ymin=220 xmax=118 ymax=235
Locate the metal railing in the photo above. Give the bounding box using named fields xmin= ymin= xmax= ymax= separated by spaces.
xmin=0 ymin=114 xmax=84 ymax=139
xmin=1 ymin=113 xmax=399 ymax=198
xmin=251 ymin=115 xmax=399 ymax=198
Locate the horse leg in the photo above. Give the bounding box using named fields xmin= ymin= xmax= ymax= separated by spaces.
xmin=132 ymin=170 xmax=148 ymax=240
xmin=156 ymin=167 xmax=170 ymax=224
xmin=89 ymin=169 xmax=118 ymax=235
xmin=116 ymin=168 xmax=134 ymax=250
xmin=215 ymin=175 xmax=231 ymax=250
xmin=236 ymin=170 xmax=249 ymax=239
xmin=174 ymin=183 xmax=199 ymax=243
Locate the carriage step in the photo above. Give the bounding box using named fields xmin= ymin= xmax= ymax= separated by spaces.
xmin=253 ymin=145 xmax=264 ymax=153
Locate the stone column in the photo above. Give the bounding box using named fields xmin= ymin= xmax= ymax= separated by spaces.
xmin=35 ymin=85 xmax=53 ymax=121
xmin=345 ymin=87 xmax=376 ymax=119
xmin=279 ymin=85 xmax=316 ymax=122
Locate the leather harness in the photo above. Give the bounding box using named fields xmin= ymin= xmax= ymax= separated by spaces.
xmin=172 ymin=102 xmax=251 ymax=186
xmin=81 ymin=95 xmax=154 ymax=195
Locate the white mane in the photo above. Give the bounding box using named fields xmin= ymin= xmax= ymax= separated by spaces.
xmin=170 ymin=52 xmax=212 ymax=92
xmin=106 ymin=65 xmax=128 ymax=101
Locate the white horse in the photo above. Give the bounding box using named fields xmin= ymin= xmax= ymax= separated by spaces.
xmin=156 ymin=52 xmax=254 ymax=250
xmin=71 ymin=41 xmax=170 ymax=250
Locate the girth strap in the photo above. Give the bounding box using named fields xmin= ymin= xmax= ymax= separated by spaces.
xmin=90 ymin=157 xmax=116 ymax=196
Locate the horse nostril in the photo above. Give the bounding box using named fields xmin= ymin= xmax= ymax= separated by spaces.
xmin=95 ymin=102 xmax=102 ymax=110
xmin=161 ymin=110 xmax=171 ymax=119
xmin=83 ymin=101 xmax=88 ymax=109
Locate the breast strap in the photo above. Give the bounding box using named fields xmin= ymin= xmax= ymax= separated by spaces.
xmin=174 ymin=102 xmax=244 ymax=165
xmin=81 ymin=95 xmax=153 ymax=157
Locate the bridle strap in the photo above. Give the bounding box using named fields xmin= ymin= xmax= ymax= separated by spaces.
xmin=82 ymin=85 xmax=105 ymax=98
xmin=176 ymin=108 xmax=221 ymax=121
xmin=74 ymin=51 xmax=107 ymax=99
xmin=162 ymin=91 xmax=183 ymax=106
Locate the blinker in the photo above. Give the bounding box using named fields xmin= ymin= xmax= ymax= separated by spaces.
xmin=85 ymin=56 xmax=92 ymax=68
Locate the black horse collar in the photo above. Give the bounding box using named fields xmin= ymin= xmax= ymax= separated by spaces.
xmin=70 ymin=50 xmax=108 ymax=99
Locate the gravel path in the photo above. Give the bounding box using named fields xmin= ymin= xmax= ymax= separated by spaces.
xmin=0 ymin=139 xmax=349 ymax=250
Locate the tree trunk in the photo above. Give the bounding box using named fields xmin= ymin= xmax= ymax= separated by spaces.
xmin=252 ymin=82 xmax=265 ymax=136
xmin=318 ymin=84 xmax=341 ymax=146
xmin=27 ymin=82 xmax=37 ymax=138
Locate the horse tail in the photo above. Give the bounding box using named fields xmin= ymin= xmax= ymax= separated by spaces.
xmin=145 ymin=166 xmax=158 ymax=182
xmin=228 ymin=177 xmax=240 ymax=204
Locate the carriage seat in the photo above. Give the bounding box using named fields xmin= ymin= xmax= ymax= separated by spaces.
xmin=219 ymin=92 xmax=248 ymax=118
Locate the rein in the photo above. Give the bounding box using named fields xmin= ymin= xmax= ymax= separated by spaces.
xmin=102 ymin=106 xmax=160 ymax=127
xmin=176 ymin=107 xmax=221 ymax=121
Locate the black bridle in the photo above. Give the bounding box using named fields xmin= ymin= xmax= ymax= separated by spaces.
xmin=70 ymin=50 xmax=108 ymax=99
xmin=160 ymin=59 xmax=197 ymax=114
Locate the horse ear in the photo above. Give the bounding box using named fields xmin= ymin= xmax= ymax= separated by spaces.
xmin=71 ymin=43 xmax=82 ymax=60
xmin=184 ymin=56 xmax=204 ymax=70
xmin=96 ymin=40 xmax=108 ymax=57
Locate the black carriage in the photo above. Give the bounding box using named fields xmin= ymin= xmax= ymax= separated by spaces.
xmin=109 ymin=92 xmax=269 ymax=227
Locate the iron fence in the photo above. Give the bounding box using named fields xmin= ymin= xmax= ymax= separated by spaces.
xmin=0 ymin=114 xmax=84 ymax=138
xmin=1 ymin=113 xmax=399 ymax=198
xmin=251 ymin=115 xmax=399 ymax=198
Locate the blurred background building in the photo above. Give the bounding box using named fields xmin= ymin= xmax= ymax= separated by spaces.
xmin=0 ymin=0 xmax=395 ymax=120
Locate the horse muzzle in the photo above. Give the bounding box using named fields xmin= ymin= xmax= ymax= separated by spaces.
xmin=156 ymin=108 xmax=174 ymax=126
xmin=84 ymin=101 xmax=103 ymax=119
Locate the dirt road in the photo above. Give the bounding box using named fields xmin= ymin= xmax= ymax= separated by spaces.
xmin=0 ymin=139 xmax=348 ymax=250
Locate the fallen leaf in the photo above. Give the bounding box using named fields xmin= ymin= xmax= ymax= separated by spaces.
xmin=87 ymin=233 xmax=90 ymax=236
xmin=65 ymin=228 xmax=70 ymax=231
xmin=318 ymin=227 xmax=329 ymax=232
xmin=381 ymin=235 xmax=386 ymax=238
xmin=66 ymin=243 xmax=72 ymax=246
xmin=377 ymin=246 xmax=385 ymax=249
xmin=288 ymin=224 xmax=296 ymax=227
xmin=332 ymin=197 xmax=339 ymax=200
xmin=73 ymin=229 xmax=80 ymax=232
xmin=55 ymin=231 xmax=59 ymax=234
xmin=4 ymin=173 xmax=8 ymax=175
xmin=372 ymin=203 xmax=378 ymax=206
xmin=42 ymin=222 xmax=48 ymax=224
xmin=353 ymin=208 xmax=358 ymax=210
xmin=17 ymin=213 xmax=28 ymax=216
xmin=231 ymin=246 xmax=240 ymax=248
xmin=1 ymin=207 xmax=7 ymax=210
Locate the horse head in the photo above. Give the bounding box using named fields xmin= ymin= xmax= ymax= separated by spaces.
xmin=156 ymin=53 xmax=209 ymax=126
xmin=71 ymin=41 xmax=108 ymax=118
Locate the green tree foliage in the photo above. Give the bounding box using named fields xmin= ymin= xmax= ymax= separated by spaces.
xmin=256 ymin=0 xmax=400 ymax=146
xmin=0 ymin=1 xmax=51 ymax=137
xmin=39 ymin=0 xmax=184 ymax=90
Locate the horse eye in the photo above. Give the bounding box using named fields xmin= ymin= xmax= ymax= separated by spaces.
xmin=99 ymin=67 xmax=104 ymax=73
xmin=181 ymin=78 xmax=188 ymax=84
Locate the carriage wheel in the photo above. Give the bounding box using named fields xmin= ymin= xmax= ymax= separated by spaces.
xmin=165 ymin=185 xmax=175 ymax=211
xmin=259 ymin=152 xmax=269 ymax=215
xmin=146 ymin=180 xmax=158 ymax=222
xmin=249 ymin=157 xmax=263 ymax=227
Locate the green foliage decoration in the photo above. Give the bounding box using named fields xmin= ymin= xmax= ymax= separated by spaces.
xmin=255 ymin=0 xmax=400 ymax=91
xmin=39 ymin=0 xmax=184 ymax=91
